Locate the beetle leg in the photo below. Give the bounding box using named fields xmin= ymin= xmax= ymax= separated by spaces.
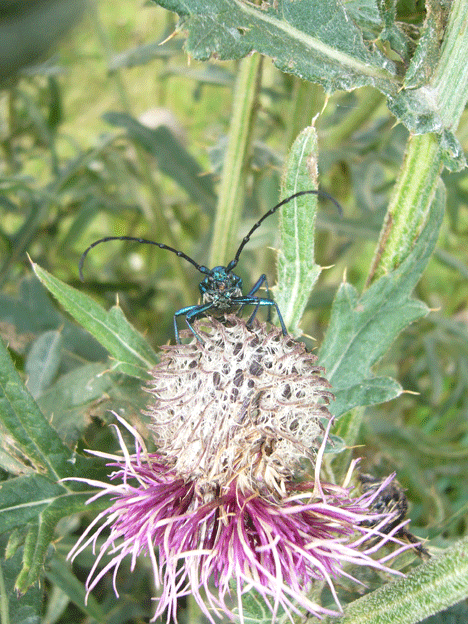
xmin=247 ymin=274 xmax=274 ymax=322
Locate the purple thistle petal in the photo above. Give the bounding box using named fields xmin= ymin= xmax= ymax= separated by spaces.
xmin=66 ymin=414 xmax=413 ymax=623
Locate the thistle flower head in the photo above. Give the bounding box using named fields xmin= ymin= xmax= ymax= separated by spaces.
xmin=68 ymin=317 xmax=413 ymax=623
xmin=145 ymin=316 xmax=334 ymax=495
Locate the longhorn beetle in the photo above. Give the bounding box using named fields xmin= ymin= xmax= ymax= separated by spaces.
xmin=79 ymin=190 xmax=342 ymax=343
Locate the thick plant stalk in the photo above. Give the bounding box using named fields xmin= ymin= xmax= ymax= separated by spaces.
xmin=209 ymin=53 xmax=262 ymax=267
xmin=368 ymin=0 xmax=468 ymax=281
xmin=367 ymin=133 xmax=443 ymax=283
xmin=429 ymin=0 xmax=468 ymax=131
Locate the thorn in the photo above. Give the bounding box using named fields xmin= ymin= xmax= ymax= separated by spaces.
xmin=319 ymin=93 xmax=330 ymax=116
xmin=159 ymin=30 xmax=178 ymax=46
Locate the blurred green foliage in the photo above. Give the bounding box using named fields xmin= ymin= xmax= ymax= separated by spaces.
xmin=1 ymin=1 xmax=468 ymax=623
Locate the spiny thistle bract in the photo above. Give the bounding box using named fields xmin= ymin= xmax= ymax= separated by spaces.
xmin=66 ymin=317 xmax=413 ymax=623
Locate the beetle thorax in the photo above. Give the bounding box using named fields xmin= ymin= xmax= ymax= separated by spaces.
xmin=200 ymin=267 xmax=243 ymax=310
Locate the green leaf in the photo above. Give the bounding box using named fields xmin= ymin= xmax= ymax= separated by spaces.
xmin=0 ymin=275 xmax=107 ymax=363
xmin=0 ymin=0 xmax=86 ymax=81
xmin=0 ymin=473 xmax=108 ymax=593
xmin=345 ymin=0 xmax=382 ymax=30
xmin=37 ymin=363 xmax=149 ymax=446
xmin=329 ymin=536 xmax=468 ymax=624
xmin=0 ymin=339 xmax=110 ymax=593
xmin=162 ymin=63 xmax=235 ymax=87
xmin=152 ymin=0 xmax=397 ymax=93
xmin=386 ymin=1 xmax=468 ymax=156
xmin=376 ymin=0 xmax=411 ymax=63
xmin=45 ymin=556 xmax=107 ymax=622
xmin=439 ymin=129 xmax=467 ymax=173
xmin=422 ymin=602 xmax=468 ymax=624
xmin=235 ymin=586 xmax=289 ymax=624
xmin=109 ymin=38 xmax=183 ymax=70
xmin=0 ymin=336 xmax=74 ymax=480
xmin=276 ymin=126 xmax=322 ymax=334
xmin=0 ymin=537 xmax=42 ymax=624
xmin=20 ymin=490 xmax=109 ymax=589
xmin=331 ymin=376 xmax=402 ymax=418
xmin=37 ymin=362 xmax=116 ymax=446
xmin=31 ymin=262 xmax=158 ymax=379
xmin=25 ymin=330 xmax=63 ymax=399
xmin=103 ymin=111 xmax=217 ymax=212
xmin=318 ymin=188 xmax=444 ymax=417
xmin=401 ymin=11 xmax=440 ymax=90
xmin=387 ymin=91 xmax=466 ymax=171
xmin=0 ymin=475 xmax=65 ymax=535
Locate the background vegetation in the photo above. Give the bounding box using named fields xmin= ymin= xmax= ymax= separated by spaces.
xmin=1 ymin=0 xmax=468 ymax=623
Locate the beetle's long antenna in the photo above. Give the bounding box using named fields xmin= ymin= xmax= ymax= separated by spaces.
xmin=226 ymin=189 xmax=343 ymax=272
xmin=79 ymin=236 xmax=209 ymax=281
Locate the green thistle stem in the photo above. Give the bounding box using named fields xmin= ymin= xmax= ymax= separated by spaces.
xmin=367 ymin=133 xmax=443 ymax=282
xmin=209 ymin=53 xmax=262 ymax=267
xmin=368 ymin=0 xmax=468 ymax=281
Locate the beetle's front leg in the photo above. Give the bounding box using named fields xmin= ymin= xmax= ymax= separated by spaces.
xmin=173 ymin=305 xmax=196 ymax=344
xmin=271 ymin=300 xmax=287 ymax=335
xmin=182 ymin=302 xmax=215 ymax=343
xmin=246 ymin=300 xmax=261 ymax=327
xmin=173 ymin=304 xmax=210 ymax=343
xmin=248 ymin=274 xmax=268 ymax=297
xmin=247 ymin=274 xmax=273 ymax=322
xmin=239 ymin=297 xmax=288 ymax=335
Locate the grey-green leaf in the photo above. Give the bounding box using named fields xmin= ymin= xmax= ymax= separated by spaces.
xmin=109 ymin=38 xmax=183 ymax=70
xmin=32 ymin=263 xmax=158 ymax=379
xmin=152 ymin=0 xmax=397 ymax=93
xmin=1 ymin=541 xmax=43 ymax=624
xmin=0 ymin=336 xmax=74 ymax=481
xmin=45 ymin=556 xmax=107 ymax=623
xmin=319 ymin=191 xmax=444 ymax=417
xmin=103 ymin=111 xmax=217 ymax=212
xmin=37 ymin=362 xmax=116 ymax=445
xmin=0 ymin=0 xmax=86 ymax=81
xmin=276 ymin=126 xmax=322 ymax=334
xmin=25 ymin=330 xmax=63 ymax=399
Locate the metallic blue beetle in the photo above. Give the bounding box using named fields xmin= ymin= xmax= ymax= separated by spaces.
xmin=175 ymin=262 xmax=285 ymax=343
xmin=79 ymin=190 xmax=341 ymax=343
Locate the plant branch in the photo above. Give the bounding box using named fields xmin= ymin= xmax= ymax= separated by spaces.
xmin=209 ymin=53 xmax=262 ymax=267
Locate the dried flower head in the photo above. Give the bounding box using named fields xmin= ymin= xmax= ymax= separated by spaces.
xmin=67 ymin=317 xmax=412 ymax=623
xmin=146 ymin=315 xmax=334 ymax=495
